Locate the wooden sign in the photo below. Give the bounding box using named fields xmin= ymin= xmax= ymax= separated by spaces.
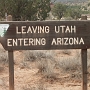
xmin=0 ymin=20 xmax=88 ymax=90
xmin=0 ymin=21 xmax=90 ymax=50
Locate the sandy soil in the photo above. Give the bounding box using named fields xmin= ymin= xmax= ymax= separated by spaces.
xmin=0 ymin=46 xmax=90 ymax=90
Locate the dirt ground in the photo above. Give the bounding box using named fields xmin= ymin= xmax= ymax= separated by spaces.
xmin=0 ymin=44 xmax=90 ymax=90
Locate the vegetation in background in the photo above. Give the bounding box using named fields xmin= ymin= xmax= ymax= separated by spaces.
xmin=51 ymin=3 xmax=67 ymax=19
xmin=65 ymin=5 xmax=82 ymax=20
xmin=51 ymin=2 xmax=90 ymax=20
xmin=0 ymin=0 xmax=51 ymax=21
xmin=0 ymin=0 xmax=90 ymax=20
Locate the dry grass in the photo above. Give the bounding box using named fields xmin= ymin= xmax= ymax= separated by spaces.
xmin=12 ymin=49 xmax=90 ymax=76
xmin=0 ymin=48 xmax=8 ymax=72
xmin=57 ymin=55 xmax=81 ymax=71
xmin=0 ymin=48 xmax=8 ymax=65
xmin=15 ymin=49 xmax=90 ymax=73
xmin=22 ymin=50 xmax=82 ymax=79
xmin=23 ymin=50 xmax=54 ymax=62
xmin=23 ymin=50 xmax=56 ymax=78
xmin=22 ymin=83 xmax=46 ymax=90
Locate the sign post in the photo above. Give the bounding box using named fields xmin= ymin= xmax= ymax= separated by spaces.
xmin=0 ymin=20 xmax=90 ymax=90
xmin=81 ymin=16 xmax=87 ymax=90
xmin=81 ymin=49 xmax=87 ymax=90
xmin=8 ymin=51 xmax=14 ymax=90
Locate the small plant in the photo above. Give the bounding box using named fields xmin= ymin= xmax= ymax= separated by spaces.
xmin=23 ymin=51 xmax=37 ymax=62
xmin=22 ymin=83 xmax=46 ymax=90
xmin=61 ymin=50 xmax=71 ymax=55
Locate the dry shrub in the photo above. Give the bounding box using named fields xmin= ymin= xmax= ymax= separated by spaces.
xmin=34 ymin=51 xmax=56 ymax=78
xmin=61 ymin=50 xmax=71 ymax=55
xmin=23 ymin=51 xmax=37 ymax=62
xmin=22 ymin=83 xmax=46 ymax=90
xmin=20 ymin=50 xmax=38 ymax=69
xmin=0 ymin=48 xmax=8 ymax=65
xmin=58 ymin=49 xmax=90 ymax=71
xmin=23 ymin=50 xmax=54 ymax=62
xmin=0 ymin=48 xmax=8 ymax=72
xmin=23 ymin=50 xmax=56 ymax=78
xmin=55 ymin=50 xmax=83 ymax=80
xmin=57 ymin=50 xmax=81 ymax=72
xmin=36 ymin=58 xmax=56 ymax=78
xmin=23 ymin=49 xmax=90 ymax=80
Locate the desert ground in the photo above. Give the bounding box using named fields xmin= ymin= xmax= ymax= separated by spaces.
xmin=0 ymin=44 xmax=90 ymax=90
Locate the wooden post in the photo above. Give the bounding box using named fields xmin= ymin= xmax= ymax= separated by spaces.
xmin=8 ymin=51 xmax=14 ymax=90
xmin=7 ymin=15 xmax=12 ymax=21
xmin=81 ymin=49 xmax=87 ymax=90
xmin=81 ymin=15 xmax=87 ymax=20
xmin=7 ymin=14 xmax=14 ymax=90
xmin=81 ymin=15 xmax=88 ymax=90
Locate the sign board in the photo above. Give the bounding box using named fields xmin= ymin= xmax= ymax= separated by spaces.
xmin=0 ymin=21 xmax=88 ymax=90
xmin=0 ymin=21 xmax=90 ymax=50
